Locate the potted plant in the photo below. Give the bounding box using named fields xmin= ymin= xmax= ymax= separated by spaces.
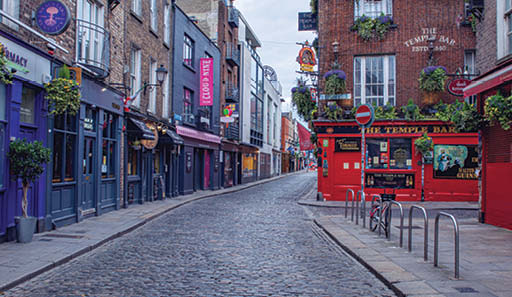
xmin=351 ymin=14 xmax=393 ymax=41
xmin=8 ymin=139 xmax=51 ymax=243
xmin=401 ymin=99 xmax=424 ymax=121
xmin=419 ymin=66 xmax=447 ymax=106
xmin=0 ymin=42 xmax=13 ymax=85
xmin=291 ymin=81 xmax=316 ymax=121
xmin=414 ymin=133 xmax=434 ymax=156
xmin=44 ymin=65 xmax=81 ymax=116
xmin=484 ymin=93 xmax=512 ymax=130
xmin=325 ymin=103 xmax=344 ymax=121
xmin=374 ymin=103 xmax=397 ymax=120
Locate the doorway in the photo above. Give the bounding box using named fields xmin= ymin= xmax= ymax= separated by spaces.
xmin=82 ymin=136 xmax=96 ymax=213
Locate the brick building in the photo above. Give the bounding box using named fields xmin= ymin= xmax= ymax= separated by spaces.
xmin=463 ymin=0 xmax=512 ymax=230
xmin=317 ymin=0 xmax=476 ymax=108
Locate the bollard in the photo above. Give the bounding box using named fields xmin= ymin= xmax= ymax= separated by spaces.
xmin=387 ymin=201 xmax=404 ymax=246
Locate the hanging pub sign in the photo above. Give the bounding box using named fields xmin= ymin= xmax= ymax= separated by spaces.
xmin=334 ymin=137 xmax=361 ymax=152
xmin=140 ymin=122 xmax=158 ymax=150
xmin=447 ymin=78 xmax=472 ymax=96
xmin=199 ymin=58 xmax=213 ymax=106
xmin=433 ymin=144 xmax=478 ymax=179
xmin=298 ymin=12 xmax=318 ymax=31
xmin=35 ymin=0 xmax=71 ymax=35
xmin=297 ymin=46 xmax=316 ymax=72
xmin=310 ymin=88 xmax=318 ymax=102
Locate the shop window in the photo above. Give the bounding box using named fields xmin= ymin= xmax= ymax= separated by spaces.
xmin=0 ymin=0 xmax=19 ymax=29
xmin=354 ymin=55 xmax=395 ymax=106
xmin=366 ymin=138 xmax=412 ymax=170
xmin=154 ymin=149 xmax=161 ymax=174
xmin=354 ymin=0 xmax=392 ymax=19
xmin=20 ymin=87 xmax=36 ymax=124
xmin=53 ymin=113 xmax=77 ymax=183
xmin=127 ymin=136 xmax=140 ymax=176
xmin=101 ymin=112 xmax=117 ymax=178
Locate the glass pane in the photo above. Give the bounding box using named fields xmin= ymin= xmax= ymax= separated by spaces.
xmin=53 ymin=132 xmax=64 ymax=183
xmin=103 ymin=112 xmax=109 ymax=138
xmin=390 ymin=138 xmax=412 ymax=169
xmin=154 ymin=150 xmax=160 ymax=174
xmin=20 ymin=87 xmax=36 ymax=124
xmin=366 ymin=138 xmax=388 ymax=169
xmin=54 ymin=114 xmax=65 ymax=130
xmin=65 ymin=134 xmax=75 ymax=181
xmin=85 ymin=107 xmax=96 ymax=132
xmin=110 ymin=115 xmax=116 ymax=138
xmin=67 ymin=113 xmax=76 ymax=132
xmin=88 ymin=140 xmax=93 ymax=174
xmin=0 ymin=83 xmax=5 ymax=120
xmin=102 ymin=140 xmax=108 ymax=177
xmin=109 ymin=141 xmax=115 ymax=177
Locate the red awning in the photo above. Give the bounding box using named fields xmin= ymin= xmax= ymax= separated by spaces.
xmin=464 ymin=64 xmax=512 ymax=97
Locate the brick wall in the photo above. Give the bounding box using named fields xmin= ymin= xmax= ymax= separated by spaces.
xmin=318 ymin=0 xmax=476 ymax=107
xmin=475 ymin=0 xmax=497 ymax=74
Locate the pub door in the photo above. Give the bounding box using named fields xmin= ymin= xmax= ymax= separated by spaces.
xmin=81 ymin=136 xmax=96 ymax=215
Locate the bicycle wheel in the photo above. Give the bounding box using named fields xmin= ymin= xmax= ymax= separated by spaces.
xmin=369 ymin=205 xmax=380 ymax=232
xmin=381 ymin=205 xmax=390 ymax=237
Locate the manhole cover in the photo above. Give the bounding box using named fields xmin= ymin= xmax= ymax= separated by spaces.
xmin=454 ymin=287 xmax=479 ymax=293
xmin=43 ymin=233 xmax=84 ymax=239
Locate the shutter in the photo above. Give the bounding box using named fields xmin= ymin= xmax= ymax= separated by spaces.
xmin=485 ymin=126 xmax=512 ymax=163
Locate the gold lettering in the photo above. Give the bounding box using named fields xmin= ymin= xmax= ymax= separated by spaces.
xmin=440 ymin=126 xmax=448 ymax=133
xmin=399 ymin=127 xmax=408 ymax=134
xmin=408 ymin=127 xmax=416 ymax=133
xmin=420 ymin=126 xmax=428 ymax=133
xmin=448 ymin=126 xmax=456 ymax=133
xmin=392 ymin=127 xmax=399 ymax=134
xmin=433 ymin=126 xmax=441 ymax=133
xmin=385 ymin=127 xmax=393 ymax=134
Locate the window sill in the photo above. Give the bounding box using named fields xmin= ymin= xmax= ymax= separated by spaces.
xmin=183 ymin=62 xmax=196 ymax=72
xmin=149 ymin=28 xmax=159 ymax=39
xmin=496 ymin=53 xmax=512 ymax=67
xmin=130 ymin=11 xmax=143 ymax=23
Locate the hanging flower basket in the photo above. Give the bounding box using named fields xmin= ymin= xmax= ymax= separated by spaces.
xmin=351 ymin=14 xmax=393 ymax=41
xmin=414 ymin=133 xmax=433 ymax=156
xmin=323 ymin=70 xmax=346 ymax=94
xmin=0 ymin=43 xmax=13 ymax=85
xmin=419 ymin=66 xmax=447 ymax=106
xmin=484 ymin=94 xmax=512 ymax=130
xmin=44 ymin=78 xmax=81 ymax=116
xmin=291 ymin=85 xmax=316 ymax=121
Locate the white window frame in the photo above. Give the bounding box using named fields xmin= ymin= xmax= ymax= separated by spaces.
xmin=164 ymin=3 xmax=170 ymax=45
xmin=0 ymin=0 xmax=19 ymax=29
xmin=354 ymin=0 xmax=392 ymax=19
xmin=162 ymin=73 xmax=170 ymax=118
xmin=131 ymin=0 xmax=141 ymax=16
xmin=76 ymin=0 xmax=105 ymax=69
xmin=150 ymin=0 xmax=158 ymax=32
xmin=149 ymin=60 xmax=157 ymax=113
xmin=353 ymin=55 xmax=396 ymax=106
xmin=130 ymin=48 xmax=142 ymax=107
xmin=184 ymin=35 xmax=194 ymax=67
xmin=464 ymin=50 xmax=477 ymax=105
xmin=498 ymin=0 xmax=512 ymax=59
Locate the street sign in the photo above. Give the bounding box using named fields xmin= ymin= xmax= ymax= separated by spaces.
xmin=355 ymin=104 xmax=375 ymax=127
xmin=298 ymin=12 xmax=318 ymax=31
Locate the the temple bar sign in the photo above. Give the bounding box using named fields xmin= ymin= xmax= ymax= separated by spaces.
xmin=365 ymin=125 xmax=457 ymax=134
xmin=298 ymin=12 xmax=317 ymax=31
xmin=404 ymin=28 xmax=456 ymax=53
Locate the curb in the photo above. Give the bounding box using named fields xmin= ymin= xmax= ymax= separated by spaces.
xmin=0 ymin=171 xmax=304 ymax=292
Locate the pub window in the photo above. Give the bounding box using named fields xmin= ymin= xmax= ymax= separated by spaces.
xmin=184 ymin=34 xmax=194 ymax=67
xmin=354 ymin=0 xmax=392 ymax=19
xmin=464 ymin=50 xmax=477 ymax=106
xmin=101 ymin=112 xmax=117 ymax=178
xmin=389 ymin=138 xmax=412 ymax=169
xmin=354 ymin=55 xmax=395 ymax=107
xmin=20 ymin=86 xmax=36 ymax=124
xmin=127 ymin=136 xmax=140 ymax=176
xmin=366 ymin=138 xmax=388 ymax=169
xmin=52 ymin=113 xmax=77 ymax=183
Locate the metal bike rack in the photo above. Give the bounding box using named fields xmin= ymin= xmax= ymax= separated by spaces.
xmin=369 ymin=194 xmax=382 ymax=234
xmin=355 ymin=191 xmax=366 ymax=228
xmin=387 ymin=201 xmax=404 ymax=247
xmin=434 ymin=212 xmax=460 ymax=279
xmin=408 ymin=205 xmax=429 ymax=261
xmin=346 ymin=189 xmax=355 ymax=219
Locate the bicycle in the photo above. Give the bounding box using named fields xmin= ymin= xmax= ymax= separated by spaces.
xmin=369 ymin=193 xmax=396 ymax=237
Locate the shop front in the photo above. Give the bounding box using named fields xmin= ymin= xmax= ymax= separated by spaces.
xmin=272 ymin=149 xmax=281 ymax=176
xmin=177 ymin=125 xmax=221 ymax=195
xmin=0 ymin=33 xmax=51 ymax=241
xmin=158 ymin=127 xmax=184 ymax=198
xmin=315 ymin=120 xmax=478 ymax=202
xmin=464 ymin=60 xmax=512 ymax=230
xmin=48 ymin=75 xmax=123 ymax=228
xmin=240 ymin=144 xmax=259 ymax=184
xmin=221 ymin=140 xmax=239 ymax=188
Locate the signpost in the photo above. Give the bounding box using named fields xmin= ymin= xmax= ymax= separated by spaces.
xmin=355 ymin=104 xmax=375 ymax=192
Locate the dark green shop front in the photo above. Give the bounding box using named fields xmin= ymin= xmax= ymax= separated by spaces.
xmin=46 ymin=76 xmax=123 ymax=228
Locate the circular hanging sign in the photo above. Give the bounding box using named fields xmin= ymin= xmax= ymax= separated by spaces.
xmin=355 ymin=104 xmax=375 ymax=127
xmin=447 ymin=78 xmax=472 ymax=96
xmin=140 ymin=122 xmax=159 ymax=150
xmin=35 ymin=0 xmax=71 ymax=35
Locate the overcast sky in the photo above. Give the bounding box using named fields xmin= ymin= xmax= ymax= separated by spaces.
xmin=235 ymin=0 xmax=316 ymax=114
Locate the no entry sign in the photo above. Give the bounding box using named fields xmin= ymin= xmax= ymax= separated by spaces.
xmin=355 ymin=104 xmax=374 ymax=127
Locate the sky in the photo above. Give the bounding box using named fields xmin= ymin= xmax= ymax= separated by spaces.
xmin=235 ymin=0 xmax=316 ymax=115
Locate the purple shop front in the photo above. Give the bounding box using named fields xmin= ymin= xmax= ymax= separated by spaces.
xmin=0 ymin=32 xmax=52 ymax=242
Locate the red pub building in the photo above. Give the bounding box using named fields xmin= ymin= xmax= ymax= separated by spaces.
xmin=314 ymin=0 xmax=479 ymax=201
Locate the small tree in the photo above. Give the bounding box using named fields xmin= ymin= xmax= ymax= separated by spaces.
xmin=8 ymin=139 xmax=51 ymax=218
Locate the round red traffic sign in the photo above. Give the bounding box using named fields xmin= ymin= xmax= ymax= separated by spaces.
xmin=355 ymin=104 xmax=374 ymax=127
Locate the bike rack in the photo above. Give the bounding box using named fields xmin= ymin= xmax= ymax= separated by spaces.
xmin=369 ymin=194 xmax=382 ymax=235
xmin=346 ymin=189 xmax=355 ymax=219
xmin=408 ymin=205 xmax=429 ymax=261
xmin=387 ymin=201 xmax=404 ymax=247
xmin=434 ymin=212 xmax=460 ymax=279
xmin=356 ymin=191 xmax=366 ymax=228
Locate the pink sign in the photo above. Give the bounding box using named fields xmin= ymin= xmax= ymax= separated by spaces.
xmin=200 ymin=58 xmax=213 ymax=106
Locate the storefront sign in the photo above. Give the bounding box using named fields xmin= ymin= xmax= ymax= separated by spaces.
xmin=0 ymin=36 xmax=51 ymax=84
xmin=404 ymin=28 xmax=456 ymax=53
xmin=366 ymin=173 xmax=415 ymax=189
xmin=334 ymin=138 xmax=361 ymax=152
xmin=35 ymin=1 xmax=71 ymax=35
xmin=140 ymin=122 xmax=158 ymax=150
xmin=297 ymin=46 xmax=316 ymax=72
xmin=434 ymin=145 xmax=478 ymax=179
xmin=199 ymin=58 xmax=213 ymax=106
xmin=298 ymin=12 xmax=318 ymax=31
xmin=447 ymin=78 xmax=472 ymax=96
xmin=316 ymin=124 xmax=458 ymax=135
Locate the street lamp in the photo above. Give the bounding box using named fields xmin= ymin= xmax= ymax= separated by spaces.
xmin=332 ymin=41 xmax=340 ymax=68
xmin=143 ymin=64 xmax=168 ymax=94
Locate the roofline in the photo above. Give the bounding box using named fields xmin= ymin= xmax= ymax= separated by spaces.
xmin=237 ymin=10 xmax=262 ymax=48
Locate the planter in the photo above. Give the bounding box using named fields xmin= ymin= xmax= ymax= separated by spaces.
xmin=338 ymin=99 xmax=353 ymax=109
xmin=422 ymin=91 xmax=441 ymax=106
xmin=15 ymin=216 xmax=37 ymax=243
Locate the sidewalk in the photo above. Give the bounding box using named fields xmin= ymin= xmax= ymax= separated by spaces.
xmin=304 ymin=195 xmax=512 ymax=297
xmin=0 ymin=172 xmax=299 ymax=293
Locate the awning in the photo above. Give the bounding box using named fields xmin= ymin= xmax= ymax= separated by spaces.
xmin=163 ymin=129 xmax=184 ymax=145
xmin=464 ymin=63 xmax=512 ymax=97
xmin=127 ymin=118 xmax=155 ymax=140
xmin=176 ymin=125 xmax=221 ymax=144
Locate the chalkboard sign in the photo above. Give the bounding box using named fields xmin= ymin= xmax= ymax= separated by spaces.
xmin=334 ymin=137 xmax=361 ymax=152
xmin=298 ymin=12 xmax=318 ymax=31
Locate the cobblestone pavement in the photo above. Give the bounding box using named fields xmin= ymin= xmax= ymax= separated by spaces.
xmin=5 ymin=172 xmax=395 ymax=297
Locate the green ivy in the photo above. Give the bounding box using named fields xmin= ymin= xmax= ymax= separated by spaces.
xmin=374 ymin=103 xmax=397 ymax=119
xmin=352 ymin=14 xmax=393 ymax=41
xmin=0 ymin=43 xmax=13 ymax=85
xmin=291 ymin=85 xmax=316 ymax=121
xmin=8 ymin=139 xmax=51 ymax=218
xmin=325 ymin=104 xmax=344 ymax=121
xmin=484 ymin=94 xmax=512 ymax=130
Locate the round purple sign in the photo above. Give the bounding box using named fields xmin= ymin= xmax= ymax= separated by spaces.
xmin=35 ymin=0 xmax=71 ymax=35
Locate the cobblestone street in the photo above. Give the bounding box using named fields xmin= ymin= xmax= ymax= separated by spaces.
xmin=5 ymin=173 xmax=394 ymax=297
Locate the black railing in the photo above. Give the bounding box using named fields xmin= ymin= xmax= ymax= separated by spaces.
xmin=225 ymin=123 xmax=239 ymax=141
xmin=226 ymin=42 xmax=240 ymax=66
xmin=76 ymin=19 xmax=110 ymax=78
xmin=225 ymin=83 xmax=239 ymax=102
